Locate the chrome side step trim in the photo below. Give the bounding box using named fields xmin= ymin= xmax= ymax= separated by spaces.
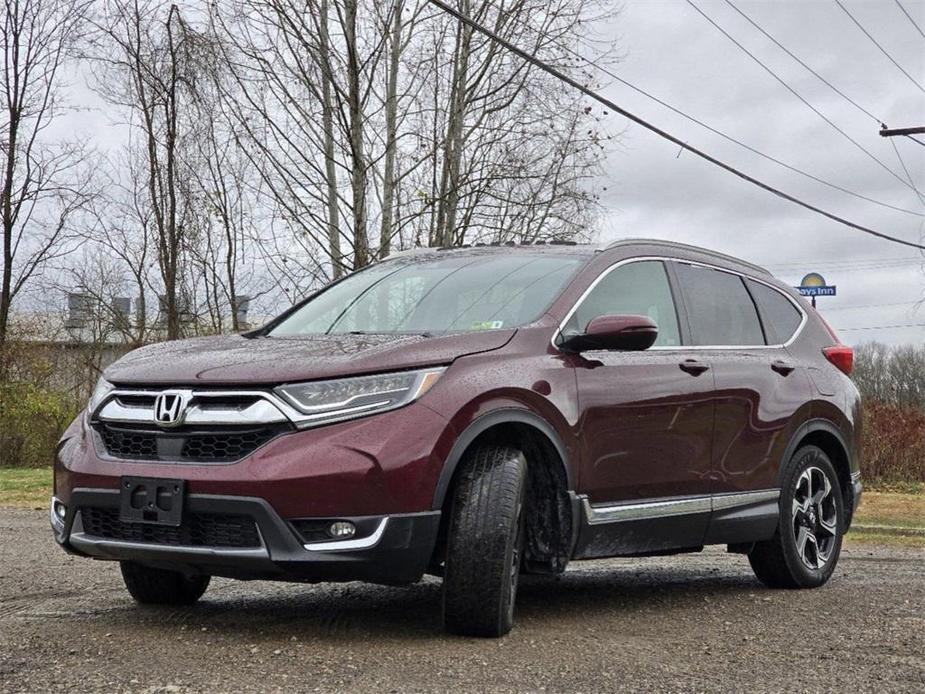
xmin=583 ymin=489 xmax=780 ymax=525
xmin=583 ymin=496 xmax=711 ymax=525
xmin=711 ymin=489 xmax=780 ymax=511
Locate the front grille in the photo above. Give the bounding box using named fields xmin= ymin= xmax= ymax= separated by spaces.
xmin=80 ymin=506 xmax=261 ymax=548
xmin=99 ymin=426 xmax=158 ymax=460
xmin=181 ymin=429 xmax=279 ymax=461
xmin=93 ymin=423 xmax=289 ymax=463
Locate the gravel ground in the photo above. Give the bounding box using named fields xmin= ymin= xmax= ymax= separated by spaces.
xmin=1 ymin=509 xmax=922 ymax=694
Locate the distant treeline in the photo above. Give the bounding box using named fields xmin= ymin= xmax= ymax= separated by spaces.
xmin=854 ymin=342 xmax=925 ymax=487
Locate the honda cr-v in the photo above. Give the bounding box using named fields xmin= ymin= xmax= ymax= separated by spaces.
xmin=51 ymin=239 xmax=862 ymax=636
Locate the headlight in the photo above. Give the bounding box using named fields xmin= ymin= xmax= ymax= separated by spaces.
xmin=275 ymin=368 xmax=444 ymax=426
xmin=88 ymin=377 xmax=115 ymax=413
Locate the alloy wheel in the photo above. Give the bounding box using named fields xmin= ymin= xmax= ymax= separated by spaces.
xmin=791 ymin=466 xmax=839 ymax=570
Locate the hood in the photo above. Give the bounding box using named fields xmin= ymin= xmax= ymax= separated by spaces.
xmin=104 ymin=330 xmax=516 ymax=386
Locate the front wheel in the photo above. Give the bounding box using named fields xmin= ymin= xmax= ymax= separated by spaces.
xmin=442 ymin=445 xmax=527 ymax=637
xmin=120 ymin=561 xmax=210 ymax=605
xmin=749 ymin=445 xmax=844 ymax=589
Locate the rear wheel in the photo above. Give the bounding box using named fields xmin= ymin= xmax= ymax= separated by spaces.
xmin=749 ymin=445 xmax=844 ymax=589
xmin=120 ymin=561 xmax=210 ymax=605
xmin=442 ymin=445 xmax=527 ymax=637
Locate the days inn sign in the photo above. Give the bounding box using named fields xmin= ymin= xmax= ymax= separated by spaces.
xmin=797 ymin=272 xmax=836 ymax=298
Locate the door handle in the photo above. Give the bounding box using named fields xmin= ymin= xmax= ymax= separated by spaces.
xmin=679 ymin=359 xmax=710 ymax=376
xmin=771 ymin=360 xmax=796 ymax=376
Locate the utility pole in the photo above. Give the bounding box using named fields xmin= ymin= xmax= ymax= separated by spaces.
xmin=880 ymin=125 xmax=925 ymax=137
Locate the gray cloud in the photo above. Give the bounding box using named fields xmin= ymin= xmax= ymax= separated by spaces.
xmin=592 ymin=0 xmax=925 ymax=345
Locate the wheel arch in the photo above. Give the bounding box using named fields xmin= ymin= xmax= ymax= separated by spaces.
xmin=780 ymin=419 xmax=857 ymax=526
xmin=432 ymin=408 xmax=573 ymax=509
xmin=432 ymin=408 xmax=577 ymax=574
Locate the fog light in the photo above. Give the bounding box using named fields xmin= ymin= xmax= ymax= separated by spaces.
xmin=328 ymin=521 xmax=356 ymax=539
xmin=50 ymin=497 xmax=67 ymax=536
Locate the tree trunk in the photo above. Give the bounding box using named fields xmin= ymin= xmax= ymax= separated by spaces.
xmin=319 ymin=0 xmax=344 ymax=278
xmin=163 ymin=6 xmax=181 ymax=340
xmin=344 ymin=0 xmax=369 ymax=269
xmin=435 ymin=0 xmax=471 ymax=248
xmin=379 ymin=0 xmax=403 ymax=259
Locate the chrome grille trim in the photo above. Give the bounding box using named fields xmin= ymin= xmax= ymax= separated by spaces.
xmin=97 ymin=393 xmax=289 ymax=426
xmin=94 ymin=389 xmax=300 ymax=428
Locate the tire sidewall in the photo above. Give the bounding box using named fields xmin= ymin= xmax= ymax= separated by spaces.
xmin=442 ymin=446 xmax=527 ymax=637
xmin=779 ymin=446 xmax=844 ymax=587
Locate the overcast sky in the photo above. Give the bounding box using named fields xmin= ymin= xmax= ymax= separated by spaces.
xmin=590 ymin=0 xmax=925 ymax=346
xmin=52 ymin=0 xmax=924 ymax=345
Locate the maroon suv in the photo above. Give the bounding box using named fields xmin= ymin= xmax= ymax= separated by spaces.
xmin=51 ymin=239 xmax=862 ymax=636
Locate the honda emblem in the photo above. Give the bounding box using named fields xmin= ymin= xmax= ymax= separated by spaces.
xmin=153 ymin=391 xmax=190 ymax=428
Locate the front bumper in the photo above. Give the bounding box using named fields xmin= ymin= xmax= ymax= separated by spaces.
xmin=52 ymin=489 xmax=441 ymax=584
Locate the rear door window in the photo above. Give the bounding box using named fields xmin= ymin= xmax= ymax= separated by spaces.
xmin=745 ymin=279 xmax=803 ymax=344
xmin=564 ymin=260 xmax=681 ymax=347
xmin=673 ymin=263 xmax=765 ymax=346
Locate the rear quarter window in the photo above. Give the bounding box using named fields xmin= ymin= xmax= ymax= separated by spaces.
xmin=673 ymin=263 xmax=765 ymax=346
xmin=746 ymin=279 xmax=803 ymax=344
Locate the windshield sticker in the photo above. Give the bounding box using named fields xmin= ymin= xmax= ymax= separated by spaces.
xmin=471 ymin=320 xmax=504 ymax=330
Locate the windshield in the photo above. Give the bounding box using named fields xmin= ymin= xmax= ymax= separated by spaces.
xmin=268 ymin=252 xmax=584 ymax=336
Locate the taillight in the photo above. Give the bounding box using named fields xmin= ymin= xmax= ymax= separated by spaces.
xmin=823 ymin=345 xmax=853 ymax=375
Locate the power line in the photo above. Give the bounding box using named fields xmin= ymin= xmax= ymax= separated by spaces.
xmin=895 ymin=0 xmax=925 ymax=39
xmin=769 ymin=255 xmax=922 ymax=267
xmin=826 ymin=300 xmax=922 ymax=311
xmin=908 ymin=136 xmax=925 ymax=149
xmin=836 ymin=0 xmax=925 ymax=95
xmin=425 ymin=0 xmax=925 ymax=251
xmin=686 ymin=0 xmax=916 ymax=193
xmin=896 ymin=0 xmax=925 ymax=39
xmin=725 ymin=0 xmax=881 ymax=124
xmin=768 ymin=258 xmax=923 ymax=271
xmin=532 ymin=29 xmax=924 ymax=217
xmin=838 ymin=322 xmax=925 ymax=331
xmin=890 ymin=138 xmax=925 ymax=207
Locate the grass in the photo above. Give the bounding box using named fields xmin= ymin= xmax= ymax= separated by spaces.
xmin=0 ymin=467 xmax=52 ymax=508
xmin=846 ymin=490 xmax=925 ymax=549
xmin=853 ymin=491 xmax=925 ymax=529
xmin=1 ymin=468 xmax=922 ymax=548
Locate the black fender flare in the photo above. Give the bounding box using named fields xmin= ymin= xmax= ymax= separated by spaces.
xmin=431 ymin=407 xmax=572 ymax=510
xmin=777 ymin=418 xmax=852 ymax=489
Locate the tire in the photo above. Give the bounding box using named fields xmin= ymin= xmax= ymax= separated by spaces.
xmin=749 ymin=445 xmax=844 ymax=589
xmin=442 ymin=445 xmax=527 ymax=637
xmin=120 ymin=561 xmax=210 ymax=605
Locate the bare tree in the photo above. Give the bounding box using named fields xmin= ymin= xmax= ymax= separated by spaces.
xmin=91 ymin=0 xmax=223 ymax=340
xmin=212 ymin=0 xmax=614 ymax=289
xmin=0 ymin=0 xmax=95 ymax=353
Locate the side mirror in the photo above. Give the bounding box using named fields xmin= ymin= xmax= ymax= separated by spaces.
xmin=559 ymin=314 xmax=659 ymax=352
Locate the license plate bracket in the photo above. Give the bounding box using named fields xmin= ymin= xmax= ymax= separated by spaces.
xmin=119 ymin=476 xmax=185 ymax=526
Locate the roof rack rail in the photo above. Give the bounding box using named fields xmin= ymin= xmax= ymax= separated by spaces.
xmin=600 ymin=238 xmax=770 ymax=275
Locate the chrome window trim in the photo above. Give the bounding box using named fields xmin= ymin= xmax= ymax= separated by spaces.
xmin=582 ymin=489 xmax=780 ymax=525
xmin=552 ymin=256 xmax=808 ymax=352
xmin=303 ymin=518 xmax=388 ymax=551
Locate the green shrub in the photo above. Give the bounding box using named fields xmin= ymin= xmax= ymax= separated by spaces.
xmin=0 ymin=383 xmax=80 ymax=468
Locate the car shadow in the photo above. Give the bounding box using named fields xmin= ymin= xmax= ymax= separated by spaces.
xmin=90 ymin=558 xmax=767 ymax=641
